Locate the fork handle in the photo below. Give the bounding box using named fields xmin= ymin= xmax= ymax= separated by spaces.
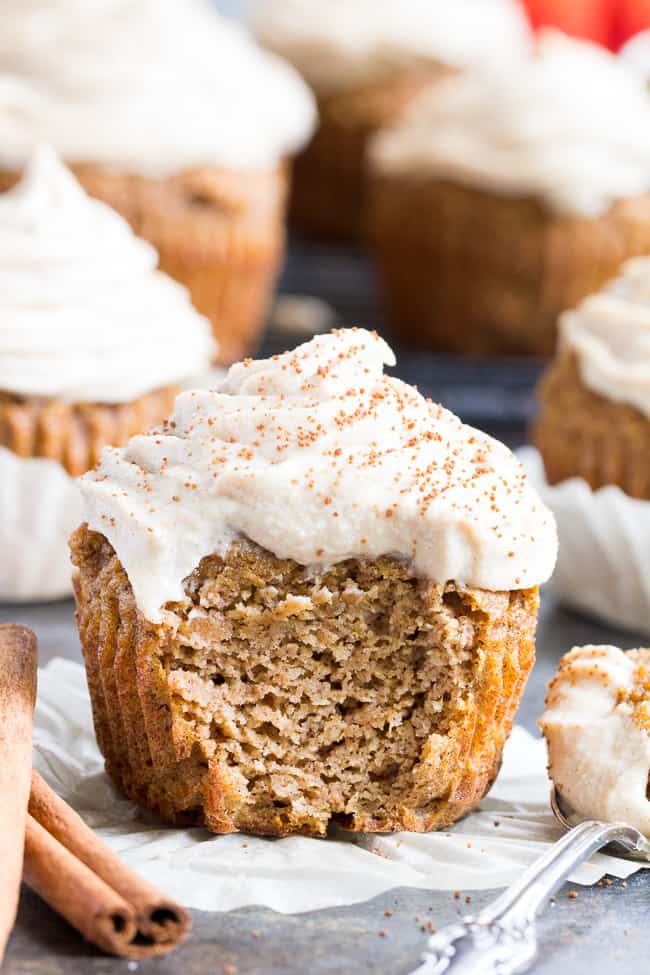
xmin=414 ymin=820 xmax=642 ymax=975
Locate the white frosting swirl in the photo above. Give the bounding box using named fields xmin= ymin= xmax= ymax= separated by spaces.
xmin=371 ymin=31 xmax=650 ymax=216
xmin=540 ymin=645 xmax=650 ymax=835
xmin=0 ymin=147 xmax=215 ymax=403
xmin=80 ymin=328 xmax=558 ymax=622
xmin=560 ymin=258 xmax=650 ymax=420
xmin=0 ymin=0 xmax=315 ymax=174
xmin=621 ymin=29 xmax=650 ymax=84
xmin=254 ymin=0 xmax=531 ymax=93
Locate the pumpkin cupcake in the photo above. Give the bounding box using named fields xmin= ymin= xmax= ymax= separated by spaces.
xmin=368 ymin=31 xmax=650 ymax=356
xmin=254 ymin=0 xmax=531 ymax=240
xmin=72 ymin=327 xmax=557 ymax=836
xmin=0 ymin=0 xmax=315 ymax=363
xmin=521 ymin=258 xmax=650 ymax=632
xmin=0 ymin=148 xmax=215 ymax=602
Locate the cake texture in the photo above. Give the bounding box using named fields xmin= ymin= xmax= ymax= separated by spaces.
xmin=368 ymin=32 xmax=650 ymax=356
xmin=73 ymin=328 xmax=557 ymax=835
xmin=0 ymin=0 xmax=315 ymax=362
xmin=255 ymin=0 xmax=530 ymax=240
xmin=533 ymin=258 xmax=650 ymax=498
xmin=540 ymin=645 xmax=650 ymax=835
xmin=0 ymin=148 xmax=214 ymax=601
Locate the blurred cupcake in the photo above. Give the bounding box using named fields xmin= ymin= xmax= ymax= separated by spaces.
xmin=254 ymin=0 xmax=531 ymax=240
xmin=368 ymin=32 xmax=650 ymax=357
xmin=0 ymin=147 xmax=215 ymax=602
xmin=521 ymin=258 xmax=650 ymax=632
xmin=0 ymin=0 xmax=316 ymax=363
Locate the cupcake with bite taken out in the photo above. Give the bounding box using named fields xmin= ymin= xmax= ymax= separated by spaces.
xmin=0 ymin=0 xmax=316 ymax=363
xmin=0 ymin=147 xmax=215 ymax=601
xmin=254 ymin=0 xmax=531 ymax=240
xmin=72 ymin=327 xmax=557 ymax=836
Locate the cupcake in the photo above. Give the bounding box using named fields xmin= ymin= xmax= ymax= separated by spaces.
xmin=533 ymin=258 xmax=650 ymax=497
xmin=540 ymin=645 xmax=650 ymax=834
xmin=0 ymin=0 xmax=315 ymax=363
xmin=0 ymin=147 xmax=215 ymax=602
xmin=522 ymin=258 xmax=650 ymax=632
xmin=368 ymin=31 xmax=650 ymax=356
xmin=72 ymin=327 xmax=557 ymax=836
xmin=254 ymin=0 xmax=531 ymax=240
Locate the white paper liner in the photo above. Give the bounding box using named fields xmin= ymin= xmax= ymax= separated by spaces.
xmin=519 ymin=447 xmax=650 ymax=635
xmin=0 ymin=447 xmax=82 ymax=602
xmin=33 ymin=658 xmax=649 ymax=915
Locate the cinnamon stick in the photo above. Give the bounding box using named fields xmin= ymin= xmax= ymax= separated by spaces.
xmin=28 ymin=771 xmax=191 ymax=957
xmin=0 ymin=625 xmax=37 ymax=964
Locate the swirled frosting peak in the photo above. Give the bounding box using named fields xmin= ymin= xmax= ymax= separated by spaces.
xmin=540 ymin=645 xmax=650 ymax=835
xmin=80 ymin=328 xmax=558 ymax=622
xmin=560 ymin=258 xmax=650 ymax=419
xmin=0 ymin=147 xmax=215 ymax=402
xmin=254 ymin=0 xmax=531 ymax=93
xmin=371 ymin=31 xmax=650 ymax=216
xmin=0 ymin=0 xmax=315 ymax=173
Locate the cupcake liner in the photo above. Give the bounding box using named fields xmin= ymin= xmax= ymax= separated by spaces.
xmin=0 ymin=446 xmax=82 ymax=602
xmin=519 ymin=446 xmax=650 ymax=634
xmin=366 ymin=175 xmax=650 ymax=356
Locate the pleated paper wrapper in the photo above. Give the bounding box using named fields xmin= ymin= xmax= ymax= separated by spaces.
xmin=0 ymin=447 xmax=82 ymax=602
xmin=520 ymin=447 xmax=650 ymax=636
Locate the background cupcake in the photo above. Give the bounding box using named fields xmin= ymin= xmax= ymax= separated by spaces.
xmin=0 ymin=147 xmax=215 ymax=602
xmin=254 ymin=0 xmax=531 ymax=240
xmin=521 ymin=257 xmax=650 ymax=632
xmin=368 ymin=31 xmax=650 ymax=357
xmin=0 ymin=0 xmax=315 ymax=363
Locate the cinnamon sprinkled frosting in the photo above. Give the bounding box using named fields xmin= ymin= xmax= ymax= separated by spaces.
xmin=79 ymin=328 xmax=557 ymax=622
xmin=540 ymin=645 xmax=650 ymax=834
xmin=560 ymin=258 xmax=650 ymax=420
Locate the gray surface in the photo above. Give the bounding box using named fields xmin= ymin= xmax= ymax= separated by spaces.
xmin=2 ymin=592 xmax=648 ymax=975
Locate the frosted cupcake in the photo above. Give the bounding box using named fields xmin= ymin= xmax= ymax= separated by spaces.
xmin=0 ymin=0 xmax=315 ymax=363
xmin=72 ymin=327 xmax=557 ymax=836
xmin=368 ymin=32 xmax=650 ymax=356
xmin=254 ymin=0 xmax=530 ymax=240
xmin=540 ymin=645 xmax=650 ymax=834
xmin=0 ymin=148 xmax=215 ymax=601
xmin=521 ymin=258 xmax=650 ymax=632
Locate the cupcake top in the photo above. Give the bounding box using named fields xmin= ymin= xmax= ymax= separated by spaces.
xmin=559 ymin=259 xmax=650 ymax=420
xmin=80 ymin=327 xmax=558 ymax=622
xmin=370 ymin=31 xmax=650 ymax=217
xmin=0 ymin=147 xmax=215 ymax=403
xmin=540 ymin=645 xmax=650 ymax=834
xmin=0 ymin=0 xmax=315 ymax=175
xmin=254 ymin=0 xmax=531 ymax=93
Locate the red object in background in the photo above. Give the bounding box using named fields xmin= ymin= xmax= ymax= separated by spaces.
xmin=520 ymin=0 xmax=613 ymax=47
xmin=612 ymin=0 xmax=650 ymax=48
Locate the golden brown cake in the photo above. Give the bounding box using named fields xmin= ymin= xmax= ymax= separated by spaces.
xmin=367 ymin=33 xmax=650 ymax=356
xmin=254 ymin=0 xmax=531 ymax=241
xmin=0 ymin=1 xmax=315 ymax=363
xmin=0 ymin=149 xmax=214 ymax=602
xmin=72 ymin=529 xmax=538 ymax=836
xmin=534 ymin=353 xmax=650 ymax=499
xmin=72 ymin=328 xmax=557 ymax=835
xmin=533 ymin=257 xmax=650 ymax=499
